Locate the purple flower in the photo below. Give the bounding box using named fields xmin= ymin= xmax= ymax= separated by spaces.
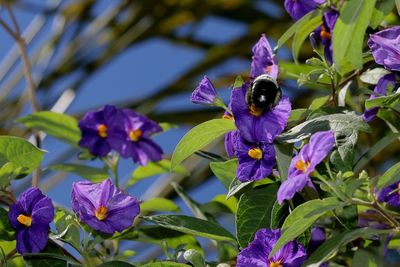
xmin=191 ymin=76 xmax=219 ymax=105
xmin=8 ymin=188 xmax=54 ymax=254
xmin=320 ymin=10 xmax=339 ymax=64
xmin=113 ymin=109 xmax=163 ymax=166
xmin=250 ymin=34 xmax=279 ymax=80
xmin=378 ymin=181 xmax=400 ymax=207
xmin=362 ymin=73 xmax=396 ymax=122
xmin=231 ymin=83 xmax=291 ymax=143
xmin=277 ymin=131 xmax=335 ymax=204
xmin=71 ymin=178 xmax=140 ymax=234
xmin=368 ymin=26 xmax=400 ymax=71
xmin=233 ymin=132 xmax=276 ymax=182
xmin=78 ymin=105 xmax=126 ymax=157
xmin=237 ymin=228 xmax=307 ymax=267
xmin=284 ymin=0 xmax=325 ymax=21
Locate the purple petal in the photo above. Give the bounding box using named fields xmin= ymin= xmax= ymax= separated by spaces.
xmin=306 ymin=130 xmax=335 ymax=167
xmin=368 ymin=26 xmax=400 ymax=71
xmin=16 ymin=226 xmax=49 ymax=254
xmin=250 ymin=34 xmax=278 ymax=79
xmin=277 ymin=173 xmax=310 ymax=204
xmin=190 ymin=76 xmax=217 ymax=105
xmin=284 ymin=0 xmax=325 ymax=21
xmin=378 ymin=182 xmax=400 ymax=207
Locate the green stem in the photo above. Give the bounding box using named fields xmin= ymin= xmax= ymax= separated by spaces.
xmin=111 ymin=154 xmax=120 ymax=188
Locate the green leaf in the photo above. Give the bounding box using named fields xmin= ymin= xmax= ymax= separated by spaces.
xmin=0 ymin=207 xmax=15 ymax=241
xmin=276 ymin=9 xmax=322 ymax=50
xmin=183 ymin=249 xmax=206 ymax=267
xmin=171 ymin=119 xmax=236 ymax=170
xmin=270 ymin=201 xmax=289 ymax=229
xmin=396 ymin=0 xmax=400 ymax=15
xmin=377 ymin=161 xmax=400 ymax=190
xmin=370 ymin=0 xmax=395 ymax=29
xmin=140 ymin=198 xmax=180 ymax=213
xmin=305 ymin=228 xmax=389 ymax=265
xmin=116 ymin=226 xmax=201 ymax=252
xmin=353 ymin=248 xmax=381 ymax=267
xmin=236 ymin=185 xmax=278 ymax=248
xmin=201 ymin=194 xmax=238 ymax=214
xmin=0 ymin=162 xmax=28 ymax=188
xmin=292 ymin=12 xmax=323 ymax=61
xmin=17 ymin=111 xmax=80 ymax=147
xmin=53 ymin=209 xmax=81 ymax=251
xmin=333 ymin=0 xmax=376 ymax=73
xmin=354 ymin=133 xmax=400 ymax=173
xmin=330 ymin=126 xmax=358 ymax=171
xmin=226 ymin=178 xmax=252 ymax=199
xmin=274 ymin=143 xmax=293 ymax=182
xmin=142 ymin=215 xmax=236 ymax=242
xmin=287 ymin=108 xmax=309 ymax=124
xmin=270 ymin=197 xmax=343 ymax=257
xmin=128 ymin=159 xmax=189 ymax=187
xmin=0 ymin=136 xmax=45 ymax=182
xmin=277 ymin=113 xmax=371 ymax=143
xmin=140 ymin=262 xmax=190 ymax=267
xmin=365 ymin=92 xmax=400 ymax=109
xmin=309 ymin=95 xmax=330 ymax=111
xmin=233 ymin=75 xmax=245 ymax=88
xmin=210 ymin=159 xmax=238 ymax=189
xmin=48 ymin=163 xmax=109 ymax=182
xmin=23 ymin=242 xmax=81 ymax=267
xmin=360 ymin=68 xmax=391 ymax=84
xmin=98 ymin=261 xmax=136 ymax=267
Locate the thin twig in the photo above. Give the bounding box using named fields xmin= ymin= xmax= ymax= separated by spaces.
xmin=0 ymin=3 xmax=42 ymax=187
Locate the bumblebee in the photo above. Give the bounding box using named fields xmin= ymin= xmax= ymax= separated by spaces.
xmin=246 ymin=74 xmax=281 ymax=111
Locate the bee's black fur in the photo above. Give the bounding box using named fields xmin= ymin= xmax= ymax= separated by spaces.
xmin=246 ymin=74 xmax=281 ymax=111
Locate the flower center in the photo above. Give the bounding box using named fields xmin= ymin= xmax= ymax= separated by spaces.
xmin=320 ymin=26 xmax=331 ymax=40
xmin=248 ymin=147 xmax=263 ymax=160
xmin=265 ymin=65 xmax=272 ymax=74
xmin=222 ymin=114 xmax=234 ymax=121
xmin=129 ymin=129 xmax=142 ymax=141
xmin=97 ymin=124 xmax=108 ymax=138
xmin=294 ymin=159 xmax=310 ymax=173
xmin=269 ymin=261 xmax=282 ymax=267
xmin=17 ymin=214 xmax=32 ymax=227
xmin=95 ymin=206 xmax=108 ymax=221
xmin=249 ymin=104 xmax=263 ymax=117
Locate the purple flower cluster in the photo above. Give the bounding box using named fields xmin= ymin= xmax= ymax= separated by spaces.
xmin=9 ymin=179 xmax=140 ymax=254
xmin=229 ymin=36 xmax=291 ymax=182
xmin=79 ymin=105 xmax=163 ymax=166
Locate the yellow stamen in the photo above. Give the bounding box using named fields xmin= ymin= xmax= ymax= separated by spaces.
xmin=269 ymin=261 xmax=283 ymax=267
xmin=222 ymin=114 xmax=234 ymax=121
xmin=95 ymin=206 xmax=108 ymax=221
xmin=17 ymin=214 xmax=32 ymax=227
xmin=397 ymin=183 xmax=400 ymax=195
xmin=129 ymin=129 xmax=142 ymax=141
xmin=320 ymin=26 xmax=331 ymax=40
xmin=266 ymin=65 xmax=272 ymax=74
xmin=294 ymin=159 xmax=310 ymax=173
xmin=249 ymin=104 xmax=263 ymax=117
xmin=248 ymin=147 xmax=263 ymax=160
xmin=97 ymin=124 xmax=108 ymax=138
